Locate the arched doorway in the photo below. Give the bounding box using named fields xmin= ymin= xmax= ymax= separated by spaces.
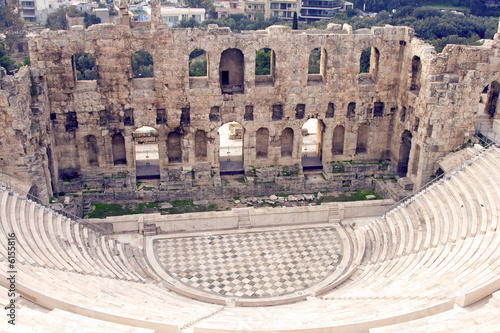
xmin=398 ymin=130 xmax=412 ymax=177
xmin=332 ymin=125 xmax=345 ymax=155
xmin=301 ymin=119 xmax=323 ymax=170
xmin=218 ymin=122 xmax=244 ymax=174
xmin=133 ymin=126 xmax=160 ymax=179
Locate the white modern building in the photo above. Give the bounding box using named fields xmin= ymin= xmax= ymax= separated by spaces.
xmin=143 ymin=6 xmax=206 ymax=26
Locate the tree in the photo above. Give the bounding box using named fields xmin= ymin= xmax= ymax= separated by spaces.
xmin=178 ymin=17 xmax=200 ymax=28
xmin=84 ymin=13 xmax=101 ymax=28
xmin=255 ymin=49 xmax=271 ymax=75
xmin=46 ymin=7 xmax=68 ymax=30
xmin=0 ymin=2 xmax=24 ymax=31
xmin=131 ymin=50 xmax=153 ymax=78
xmin=74 ymin=51 xmax=96 ymax=80
xmin=0 ymin=44 xmax=16 ymax=74
xmin=189 ymin=58 xmax=207 ymax=76
xmin=292 ymin=11 xmax=298 ymax=30
xmin=308 ymin=48 xmax=321 ymax=74
xmin=359 ymin=47 xmax=371 ymax=73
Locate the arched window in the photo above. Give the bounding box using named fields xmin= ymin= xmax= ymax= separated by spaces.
xmin=356 ymin=124 xmax=369 ymax=154
xmin=189 ymin=49 xmax=207 ymax=77
xmin=359 ymin=46 xmax=379 ymax=82
xmin=195 ymin=130 xmax=208 ymax=161
xmin=256 ymin=128 xmax=269 ymax=159
xmin=167 ymin=132 xmax=182 ymax=163
xmin=86 ymin=135 xmax=99 ymax=167
xmin=281 ymin=128 xmax=293 ymax=158
xmin=255 ymin=48 xmax=275 ymax=86
xmin=112 ymin=133 xmax=126 ymax=165
xmin=332 ymin=125 xmax=345 ymax=155
xmin=347 ymin=102 xmax=356 ymax=118
xmin=73 ymin=51 xmax=96 ymax=81
xmin=308 ymin=47 xmax=326 ymax=85
xmin=359 ymin=47 xmax=371 ymax=73
xmin=410 ymin=56 xmax=421 ymax=93
xmin=132 ymin=50 xmax=153 ymax=78
xmin=220 ymin=48 xmax=244 ymax=94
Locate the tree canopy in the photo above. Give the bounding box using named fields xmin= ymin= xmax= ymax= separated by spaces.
xmin=308 ymin=48 xmax=321 ymax=74
xmin=0 ymin=44 xmax=16 ymax=74
xmin=132 ymin=50 xmax=154 ymax=78
xmin=0 ymin=2 xmax=24 ymax=31
xmin=74 ymin=51 xmax=96 ymax=80
xmin=189 ymin=49 xmax=207 ymax=76
xmin=255 ymin=49 xmax=271 ymax=75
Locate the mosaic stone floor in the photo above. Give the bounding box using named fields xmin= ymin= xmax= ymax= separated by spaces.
xmin=154 ymin=227 xmax=343 ymax=298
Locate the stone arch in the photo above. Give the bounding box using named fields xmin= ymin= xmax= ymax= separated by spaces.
xmin=195 ymin=130 xmax=208 ymax=161
xmin=86 ymin=135 xmax=99 ymax=167
xmin=356 ymin=124 xmax=369 ymax=154
xmin=167 ymin=132 xmax=182 ymax=164
xmin=189 ymin=49 xmax=208 ymax=77
xmin=410 ymin=56 xmax=421 ymax=93
xmin=256 ymin=127 xmax=269 ymax=159
xmin=398 ymin=130 xmax=412 ymax=177
xmin=281 ymin=128 xmax=294 ymax=158
xmin=131 ymin=50 xmax=154 ymax=78
xmin=112 ymin=133 xmax=126 ymax=165
xmin=308 ymin=47 xmax=327 ymax=84
xmin=73 ymin=51 xmax=96 ymax=81
xmin=220 ymin=48 xmax=244 ymax=94
xmin=332 ymin=125 xmax=345 ymax=155
xmin=485 ymin=81 xmax=500 ymax=118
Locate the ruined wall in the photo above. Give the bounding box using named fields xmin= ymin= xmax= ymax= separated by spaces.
xmin=0 ymin=67 xmax=53 ymax=202
xmin=20 ymin=19 xmax=500 ymax=196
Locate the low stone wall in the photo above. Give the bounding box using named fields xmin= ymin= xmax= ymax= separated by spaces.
xmin=91 ymin=199 xmax=394 ymax=234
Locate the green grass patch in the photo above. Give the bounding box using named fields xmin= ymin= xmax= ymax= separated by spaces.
xmin=171 ymin=200 xmax=194 ymax=207
xmin=88 ymin=204 xmax=129 ymax=218
xmin=277 ymin=194 xmax=289 ymax=198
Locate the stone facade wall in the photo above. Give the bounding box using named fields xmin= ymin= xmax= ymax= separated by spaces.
xmin=6 ymin=19 xmax=499 ymax=197
xmin=0 ymin=67 xmax=52 ymax=202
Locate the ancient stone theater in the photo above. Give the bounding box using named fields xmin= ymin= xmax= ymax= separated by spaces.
xmin=0 ymin=2 xmax=500 ymax=332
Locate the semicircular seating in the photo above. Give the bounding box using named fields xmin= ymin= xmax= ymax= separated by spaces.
xmin=0 ymin=148 xmax=498 ymax=332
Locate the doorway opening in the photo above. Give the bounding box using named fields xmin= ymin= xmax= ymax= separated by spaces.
xmin=397 ymin=130 xmax=412 ymax=177
xmin=133 ymin=126 xmax=160 ymax=179
xmin=301 ymin=119 xmax=323 ymax=170
xmin=218 ymin=122 xmax=244 ymax=175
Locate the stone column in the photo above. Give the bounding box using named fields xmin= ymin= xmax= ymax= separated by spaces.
xmin=150 ymin=0 xmax=162 ymax=28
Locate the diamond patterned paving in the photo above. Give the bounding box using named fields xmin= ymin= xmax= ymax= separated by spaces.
xmin=154 ymin=227 xmax=343 ymax=298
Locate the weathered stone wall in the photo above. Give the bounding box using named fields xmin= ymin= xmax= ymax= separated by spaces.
xmin=14 ymin=19 xmax=500 ymax=196
xmin=0 ymin=66 xmax=53 ymax=202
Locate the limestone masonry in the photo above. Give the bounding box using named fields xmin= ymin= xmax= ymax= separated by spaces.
xmin=1 ymin=13 xmax=500 ymax=202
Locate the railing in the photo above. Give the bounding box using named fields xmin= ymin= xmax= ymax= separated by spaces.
xmin=382 ymin=139 xmax=497 ymax=219
xmin=0 ymin=178 xmax=106 ymax=232
xmin=476 ymin=122 xmax=500 ymax=145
